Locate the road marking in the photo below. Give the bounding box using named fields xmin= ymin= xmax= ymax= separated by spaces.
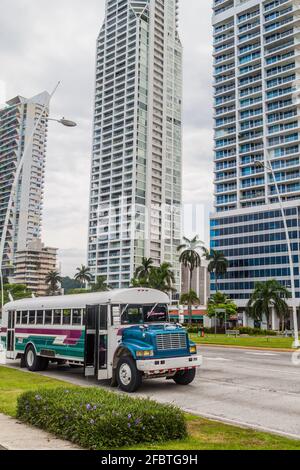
xmin=204 ymin=357 xmax=232 ymax=362
xmin=245 ymin=352 xmax=278 ymax=357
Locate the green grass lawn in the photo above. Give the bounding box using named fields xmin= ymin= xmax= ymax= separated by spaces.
xmin=190 ymin=333 xmax=294 ymax=349
xmin=1 ymin=365 xmax=300 ymax=450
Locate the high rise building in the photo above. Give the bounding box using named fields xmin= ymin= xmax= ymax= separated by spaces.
xmin=210 ymin=0 xmax=300 ymax=326
xmin=0 ymin=92 xmax=49 ymax=278
xmin=14 ymin=239 xmax=58 ymax=297
xmin=88 ymin=0 xmax=183 ymax=291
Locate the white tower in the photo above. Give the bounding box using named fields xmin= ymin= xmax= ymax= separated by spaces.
xmin=88 ymin=0 xmax=183 ymax=291
xmin=0 ymin=92 xmax=49 ymax=278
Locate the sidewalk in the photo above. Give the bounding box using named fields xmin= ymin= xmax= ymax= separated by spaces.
xmin=0 ymin=414 xmax=80 ymax=450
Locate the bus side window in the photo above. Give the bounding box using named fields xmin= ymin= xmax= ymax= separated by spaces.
xmin=16 ymin=312 xmax=21 ymax=324
xmin=53 ymin=309 xmax=62 ymax=325
xmin=72 ymin=309 xmax=82 ymax=325
xmin=36 ymin=311 xmax=44 ymax=325
xmin=63 ymin=309 xmax=71 ymax=325
xmin=29 ymin=311 xmax=36 ymax=325
xmin=21 ymin=311 xmax=28 ymax=325
xmin=45 ymin=310 xmax=52 ymax=325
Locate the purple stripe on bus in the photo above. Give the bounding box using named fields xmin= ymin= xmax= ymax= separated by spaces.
xmin=0 ymin=327 xmax=7 ymax=333
xmin=14 ymin=328 xmax=82 ymax=345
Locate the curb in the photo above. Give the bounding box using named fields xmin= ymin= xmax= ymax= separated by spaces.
xmin=196 ymin=343 xmax=294 ymax=353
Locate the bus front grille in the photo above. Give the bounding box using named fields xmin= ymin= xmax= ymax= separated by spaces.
xmin=156 ymin=333 xmax=187 ymax=351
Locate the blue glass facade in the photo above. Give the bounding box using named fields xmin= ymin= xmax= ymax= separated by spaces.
xmin=210 ymin=206 xmax=300 ymax=301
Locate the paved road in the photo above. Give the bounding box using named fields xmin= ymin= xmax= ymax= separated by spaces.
xmin=6 ymin=346 xmax=300 ymax=439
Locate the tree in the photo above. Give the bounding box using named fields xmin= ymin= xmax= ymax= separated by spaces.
xmin=177 ymin=236 xmax=203 ymax=323
xmin=45 ymin=271 xmax=62 ymax=296
xmin=180 ymin=290 xmax=200 ymax=319
xmin=247 ymin=280 xmax=291 ymax=331
xmin=91 ymin=276 xmax=110 ymax=292
xmin=207 ymin=292 xmax=237 ymax=330
xmin=2 ymin=284 xmax=32 ymax=306
xmin=74 ymin=265 xmax=92 ymax=289
xmin=134 ymin=258 xmax=154 ymax=285
xmin=204 ymin=249 xmax=228 ymax=293
xmin=131 ymin=261 xmax=176 ymax=294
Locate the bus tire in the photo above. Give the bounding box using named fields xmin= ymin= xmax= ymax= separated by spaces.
xmin=25 ymin=345 xmax=46 ymax=372
xmin=116 ymin=356 xmax=142 ymax=393
xmin=173 ymin=368 xmax=196 ymax=386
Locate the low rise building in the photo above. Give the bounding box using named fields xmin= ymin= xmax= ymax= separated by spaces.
xmin=13 ymin=239 xmax=58 ymax=296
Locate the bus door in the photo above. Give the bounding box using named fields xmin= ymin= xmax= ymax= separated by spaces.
xmin=7 ymin=311 xmax=15 ymax=359
xmin=84 ymin=305 xmax=109 ymax=380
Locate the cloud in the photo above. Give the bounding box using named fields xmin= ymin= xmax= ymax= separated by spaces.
xmin=1 ymin=0 xmax=214 ymax=276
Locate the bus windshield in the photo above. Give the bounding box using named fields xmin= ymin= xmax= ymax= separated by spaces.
xmin=121 ymin=304 xmax=168 ymax=325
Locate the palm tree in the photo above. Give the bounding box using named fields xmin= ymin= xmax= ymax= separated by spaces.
xmin=90 ymin=276 xmax=110 ymax=292
xmin=204 ymin=249 xmax=228 ymax=293
xmin=180 ymin=290 xmax=200 ymax=321
xmin=160 ymin=262 xmax=176 ymax=292
xmin=247 ymin=280 xmax=291 ymax=330
xmin=177 ymin=236 xmax=203 ymax=323
xmin=45 ymin=271 xmax=62 ymax=296
xmin=134 ymin=258 xmax=154 ymax=285
xmin=74 ymin=265 xmax=92 ymax=289
xmin=142 ymin=263 xmax=176 ymax=294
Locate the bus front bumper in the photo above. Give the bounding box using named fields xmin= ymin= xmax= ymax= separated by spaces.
xmin=136 ymin=355 xmax=202 ymax=376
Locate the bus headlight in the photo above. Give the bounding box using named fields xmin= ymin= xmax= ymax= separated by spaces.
xmin=190 ymin=345 xmax=197 ymax=355
xmin=136 ymin=350 xmax=154 ymax=358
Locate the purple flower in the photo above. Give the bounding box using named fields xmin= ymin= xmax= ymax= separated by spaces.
xmin=128 ymin=423 xmax=131 ymax=428
xmin=86 ymin=404 xmax=91 ymax=411
xmin=135 ymin=419 xmax=141 ymax=425
xmin=93 ymin=405 xmax=97 ymax=410
xmin=128 ymin=414 xmax=132 ymax=420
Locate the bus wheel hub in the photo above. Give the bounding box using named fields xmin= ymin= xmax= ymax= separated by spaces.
xmin=119 ymin=363 xmax=132 ymax=385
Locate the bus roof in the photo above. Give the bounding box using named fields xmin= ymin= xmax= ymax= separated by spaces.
xmin=3 ymin=288 xmax=170 ymax=312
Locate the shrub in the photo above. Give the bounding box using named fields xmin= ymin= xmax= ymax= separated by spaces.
xmin=237 ymin=327 xmax=277 ymax=337
xmin=17 ymin=387 xmax=187 ymax=450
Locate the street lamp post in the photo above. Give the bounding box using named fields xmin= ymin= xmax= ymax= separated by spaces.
xmin=0 ymin=82 xmax=77 ymax=314
xmin=255 ymin=160 xmax=300 ymax=348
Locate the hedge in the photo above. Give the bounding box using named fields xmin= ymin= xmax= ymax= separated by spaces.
xmin=17 ymin=387 xmax=187 ymax=450
xmin=186 ymin=326 xmax=278 ymax=336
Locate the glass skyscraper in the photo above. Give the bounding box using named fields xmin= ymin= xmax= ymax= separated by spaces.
xmin=0 ymin=92 xmax=49 ymax=278
xmin=211 ymin=0 xmax=300 ymax=326
xmin=88 ymin=0 xmax=182 ymax=290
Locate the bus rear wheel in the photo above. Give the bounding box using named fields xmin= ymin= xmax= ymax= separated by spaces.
xmin=24 ymin=346 xmax=49 ymax=372
xmin=173 ymin=368 xmax=196 ymax=386
xmin=116 ymin=356 xmax=142 ymax=393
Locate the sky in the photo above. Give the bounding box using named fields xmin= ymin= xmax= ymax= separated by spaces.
xmin=0 ymin=0 xmax=213 ymax=277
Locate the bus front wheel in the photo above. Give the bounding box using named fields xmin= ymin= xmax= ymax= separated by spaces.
xmin=24 ymin=346 xmax=49 ymax=372
xmin=116 ymin=356 xmax=142 ymax=393
xmin=173 ymin=368 xmax=196 ymax=386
